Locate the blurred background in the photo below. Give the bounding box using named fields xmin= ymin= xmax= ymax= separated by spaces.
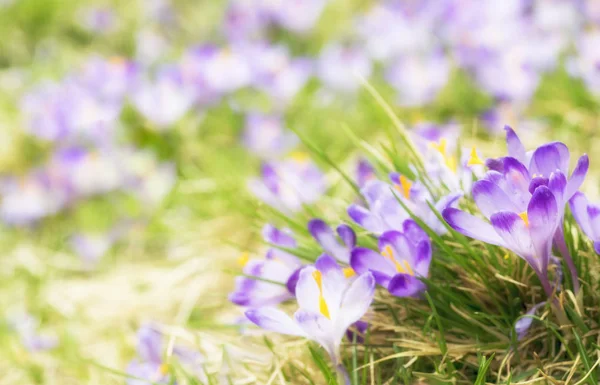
xmin=0 ymin=0 xmax=599 ymax=384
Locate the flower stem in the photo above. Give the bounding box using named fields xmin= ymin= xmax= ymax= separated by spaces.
xmin=336 ymin=364 xmax=351 ymax=385
xmin=554 ymin=227 xmax=580 ymax=293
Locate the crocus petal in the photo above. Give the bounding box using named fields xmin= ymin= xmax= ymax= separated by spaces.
xmin=505 ymin=126 xmax=527 ymax=164
xmin=515 ymin=302 xmax=546 ymax=340
xmin=294 ymin=310 xmax=336 ymax=361
xmin=569 ymin=192 xmax=594 ymax=239
xmin=442 ymin=208 xmax=505 ymax=246
xmin=309 ymin=219 xmax=349 ymax=263
xmin=286 ymin=267 xmax=302 ymax=295
xmin=414 ymin=240 xmax=432 ymax=277
xmin=485 ymin=158 xmax=505 ymax=172
xmin=379 ymin=230 xmax=411 ymax=259
xmin=350 ymin=248 xmax=394 ymax=287
xmin=529 ymin=176 xmax=549 ymax=194
xmin=503 ymin=157 xmax=531 ymax=197
xmin=137 ymin=325 xmax=162 ymax=364
xmin=490 ymin=211 xmax=534 ymax=263
xmin=529 ymin=142 xmax=570 ymax=177
xmin=337 ymin=224 xmax=356 ymax=248
xmin=387 ymin=273 xmax=427 ymax=297
xmin=472 ymin=179 xmax=519 ymax=218
xmin=245 ymin=307 xmax=306 ymax=337
xmin=348 ymin=204 xmax=383 ymax=234
xmin=402 ymin=219 xmax=429 ymax=243
xmin=565 ymin=154 xmax=589 ymax=200
xmin=337 ymin=273 xmax=375 ymax=333
xmin=294 ymin=266 xmax=321 ymax=315
xmin=315 ymin=254 xmax=346 ymax=320
xmin=548 ymin=171 xmax=567 ymax=205
xmin=594 ymin=241 xmax=600 ymax=255
xmin=263 ymin=224 xmax=296 ymax=248
xmin=261 ymin=163 xmax=279 ymax=194
xmin=527 ymin=186 xmax=558 ymax=265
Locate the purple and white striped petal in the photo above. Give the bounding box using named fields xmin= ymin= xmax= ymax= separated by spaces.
xmin=529 ymin=142 xmax=570 ymax=177
xmin=414 ymin=240 xmax=432 ymax=277
xmin=472 ymin=179 xmax=519 ymax=218
xmin=263 ymin=224 xmax=296 ymax=248
xmin=527 ymin=186 xmax=559 ymax=268
xmin=294 ymin=266 xmax=321 ymax=315
xmin=569 ymin=192 xmax=595 ymax=240
xmin=309 ymin=219 xmax=349 ymax=263
xmin=350 ymin=248 xmax=395 ymax=287
xmin=387 ymin=274 xmax=426 ymax=298
xmin=348 ymin=204 xmax=384 ymax=234
xmin=245 ymin=308 xmax=306 ymax=337
xmin=565 ymin=154 xmax=589 ymax=200
xmin=490 ymin=212 xmax=534 ymax=263
xmin=505 ymin=126 xmax=527 ymax=164
xmin=294 ymin=310 xmax=336 ymax=361
xmin=337 ymin=273 xmax=375 ymax=333
xmin=337 ymin=224 xmax=356 ymax=248
xmin=442 ymin=208 xmax=505 ymax=246
xmin=548 ymin=171 xmax=567 ymax=205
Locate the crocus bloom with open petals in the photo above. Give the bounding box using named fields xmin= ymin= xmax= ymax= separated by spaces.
xmin=308 ymin=219 xmax=356 ymax=264
xmin=569 ymin=192 xmax=600 ymax=254
xmin=245 ymin=255 xmax=375 ymax=366
xmin=229 ymin=224 xmax=302 ymax=306
xmin=443 ymin=184 xmax=561 ymax=297
xmin=487 ymin=126 xmax=589 ymax=210
xmin=348 ymin=178 xmax=460 ymax=235
xmin=351 ymin=220 xmax=431 ymax=297
xmin=127 ymin=325 xmax=206 ymax=385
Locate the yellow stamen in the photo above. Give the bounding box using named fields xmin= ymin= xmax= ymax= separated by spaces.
xmin=289 ymin=151 xmax=309 ymax=163
xmin=312 ymin=270 xmax=331 ymax=319
xmin=431 ymin=138 xmax=447 ymax=155
xmin=402 ymin=260 xmax=415 ymax=276
xmin=381 ymin=245 xmax=407 ymax=274
xmin=518 ymin=212 xmax=529 ymax=227
xmin=343 ymin=267 xmax=356 ymax=278
xmin=445 ymin=155 xmax=457 ymax=173
xmin=158 ymin=363 xmax=169 ymax=375
xmin=109 ymin=56 xmax=125 ymax=66
xmin=503 ymin=253 xmax=510 ymax=260
xmin=467 ymin=146 xmax=484 ymax=166
xmin=397 ymin=175 xmax=412 ymax=199
xmin=237 ymin=252 xmax=249 ymax=266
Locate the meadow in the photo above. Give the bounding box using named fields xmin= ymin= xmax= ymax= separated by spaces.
xmin=0 ymin=0 xmax=599 ymax=384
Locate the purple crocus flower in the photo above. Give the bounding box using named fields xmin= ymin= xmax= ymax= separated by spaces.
xmin=198 ymin=45 xmax=253 ymax=94
xmin=514 ymin=301 xmax=546 ymax=341
xmin=241 ymin=114 xmax=298 ymax=158
xmin=229 ymin=224 xmax=302 ymax=306
xmin=488 ymin=127 xmax=589 ymax=206
xmin=356 ymin=158 xmax=376 ymax=188
xmin=351 ymin=220 xmax=431 ymax=297
xmin=443 ymin=181 xmax=563 ymax=297
xmin=248 ymin=156 xmax=327 ymax=213
xmin=356 ymin=1 xmax=436 ymax=62
xmin=247 ymin=43 xmax=313 ymax=107
xmin=348 ymin=178 xmax=460 ymax=235
xmin=268 ymin=0 xmax=328 ymax=34
xmin=245 ymin=255 xmax=375 ymax=367
xmin=10 ymin=313 xmax=58 ymax=352
xmin=127 ymin=324 xmax=207 ymax=385
xmin=317 ymin=43 xmax=372 ymax=94
xmin=385 ymin=50 xmax=450 ymax=107
xmin=222 ymin=0 xmax=270 ymax=41
xmin=308 ymin=219 xmax=356 ymax=264
xmin=569 ymin=192 xmax=600 ymax=254
xmin=78 ymin=56 xmax=139 ymax=103
xmin=78 ymin=6 xmax=117 ymax=34
xmin=132 ymin=66 xmax=196 ymax=129
xmin=0 ymin=172 xmax=67 ymax=226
